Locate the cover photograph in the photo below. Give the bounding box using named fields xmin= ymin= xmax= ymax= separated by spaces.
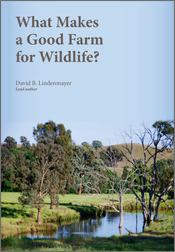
xmin=1 ymin=1 xmax=174 ymax=251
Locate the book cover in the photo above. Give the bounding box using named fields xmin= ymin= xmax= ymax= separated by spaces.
xmin=1 ymin=0 xmax=174 ymax=248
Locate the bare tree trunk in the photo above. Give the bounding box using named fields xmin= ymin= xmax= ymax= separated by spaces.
xmin=142 ymin=204 xmax=147 ymax=222
xmin=119 ymin=194 xmax=123 ymax=228
xmin=37 ymin=206 xmax=42 ymax=224
xmin=142 ymin=220 xmax=147 ymax=232
xmin=148 ymin=191 xmax=152 ymax=221
xmin=119 ymin=227 xmax=123 ymax=235
xmin=136 ymin=197 xmax=138 ymax=233
xmin=154 ymin=178 xmax=174 ymax=220
xmin=37 ymin=192 xmax=42 ymax=224
xmin=78 ymin=185 xmax=82 ymax=195
xmin=50 ymin=188 xmax=54 ymax=209
xmin=57 ymin=194 xmax=60 ymax=207
xmin=131 ymin=187 xmax=147 ymax=221
xmin=154 ymin=198 xmax=161 ymax=221
xmin=150 ymin=195 xmax=156 ymax=221
xmin=141 ymin=190 xmax=147 ymax=222
xmin=148 ymin=144 xmax=158 ymax=221
xmin=50 ymin=197 xmax=54 ymax=209
xmin=79 ymin=173 xmax=84 ymax=195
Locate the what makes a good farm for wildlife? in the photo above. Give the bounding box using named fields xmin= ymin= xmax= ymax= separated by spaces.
xmin=15 ymin=16 xmax=103 ymax=63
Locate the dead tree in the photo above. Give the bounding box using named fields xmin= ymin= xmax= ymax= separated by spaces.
xmin=120 ymin=124 xmax=174 ymax=222
xmin=83 ymin=145 xmax=136 ymax=228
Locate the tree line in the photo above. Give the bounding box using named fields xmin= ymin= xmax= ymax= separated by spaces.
xmin=1 ymin=120 xmax=174 ymax=226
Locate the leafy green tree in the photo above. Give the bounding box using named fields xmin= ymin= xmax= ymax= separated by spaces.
xmin=19 ymin=139 xmax=65 ymax=223
xmin=153 ymin=120 xmax=174 ymax=147
xmin=47 ymin=158 xmax=74 ymax=209
xmin=1 ymin=145 xmax=15 ymax=191
xmin=10 ymin=147 xmax=35 ymax=161
xmin=1 ymin=145 xmax=12 ymax=181
xmin=81 ymin=142 xmax=89 ymax=147
xmin=33 ymin=121 xmax=73 ymax=208
xmin=71 ymin=145 xmax=105 ymax=194
xmin=100 ymin=146 xmax=123 ymax=167
xmin=132 ymin=164 xmax=152 ymax=191
xmin=2 ymin=179 xmax=14 ymax=192
xmin=4 ymin=136 xmax=17 ymax=149
xmin=152 ymin=159 xmax=174 ymax=193
xmin=9 ymin=148 xmax=35 ymax=191
xmin=20 ymin=136 xmax=31 ymax=150
xmin=1 ymin=143 xmax=35 ymax=192
xmin=122 ymin=166 xmax=130 ymax=180
xmin=47 ymin=171 xmax=65 ymax=209
xmin=92 ymin=140 xmax=103 ymax=150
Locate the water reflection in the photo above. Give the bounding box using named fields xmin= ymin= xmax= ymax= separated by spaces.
xmin=25 ymin=210 xmax=172 ymax=240
xmin=53 ymin=217 xmax=103 ymax=238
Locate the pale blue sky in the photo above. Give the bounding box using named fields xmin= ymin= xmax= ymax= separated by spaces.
xmin=1 ymin=1 xmax=174 ymax=146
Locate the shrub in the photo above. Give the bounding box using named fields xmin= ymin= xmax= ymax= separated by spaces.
xmin=167 ymin=189 xmax=174 ymax=200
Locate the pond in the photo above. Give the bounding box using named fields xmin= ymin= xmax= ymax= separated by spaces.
xmin=21 ymin=210 xmax=173 ymax=240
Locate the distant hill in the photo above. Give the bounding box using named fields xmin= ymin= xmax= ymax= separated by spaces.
xmin=101 ymin=143 xmax=174 ymax=169
xmin=1 ymin=143 xmax=22 ymax=148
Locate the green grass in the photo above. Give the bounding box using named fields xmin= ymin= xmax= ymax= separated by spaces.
xmin=0 ymin=191 xmax=157 ymax=204
xmin=1 ymin=216 xmax=174 ymax=251
xmin=2 ymin=192 xmax=173 ymax=210
xmin=144 ymin=216 xmax=174 ymax=234
xmin=1 ymin=192 xmax=174 ymax=240
xmin=1 ymin=193 xmax=107 ymax=239
xmin=1 ymin=200 xmax=81 ymax=239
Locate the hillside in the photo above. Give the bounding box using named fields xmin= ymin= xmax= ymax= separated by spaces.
xmin=1 ymin=143 xmax=22 ymax=148
xmin=101 ymin=143 xmax=174 ymax=169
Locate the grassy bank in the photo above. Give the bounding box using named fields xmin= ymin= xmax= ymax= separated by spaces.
xmin=102 ymin=199 xmax=174 ymax=211
xmin=1 ymin=202 xmax=105 ymax=239
xmin=1 ymin=192 xmax=174 ymax=240
xmin=1 ymin=193 xmax=106 ymax=239
xmin=1 ymin=204 xmax=80 ymax=239
xmin=1 ymin=216 xmax=174 ymax=251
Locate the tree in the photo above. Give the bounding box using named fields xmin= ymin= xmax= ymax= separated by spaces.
xmin=8 ymin=147 xmax=35 ymax=192
xmin=81 ymin=142 xmax=89 ymax=147
xmin=92 ymin=140 xmax=103 ymax=150
xmin=33 ymin=121 xmax=73 ymax=208
xmin=4 ymin=136 xmax=17 ymax=149
xmin=153 ymin=120 xmax=174 ymax=147
xmin=120 ymin=123 xmax=174 ymax=222
xmin=1 ymin=145 xmax=15 ymax=191
xmin=47 ymin=170 xmax=65 ymax=209
xmin=48 ymin=159 xmax=74 ymax=209
xmin=131 ymin=163 xmax=151 ymax=191
xmin=151 ymin=159 xmax=174 ymax=215
xmin=20 ymin=136 xmax=31 ymax=150
xmin=1 ymin=142 xmax=36 ymax=192
xmin=71 ymin=144 xmax=106 ymax=195
xmin=156 ymin=159 xmax=174 ymax=190
xmin=80 ymin=145 xmax=135 ymax=229
xmin=100 ymin=146 xmax=123 ymax=167
xmin=19 ymin=139 xmax=65 ymax=224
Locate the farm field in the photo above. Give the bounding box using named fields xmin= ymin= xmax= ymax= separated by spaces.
xmin=1 ymin=192 xmax=142 ymax=204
